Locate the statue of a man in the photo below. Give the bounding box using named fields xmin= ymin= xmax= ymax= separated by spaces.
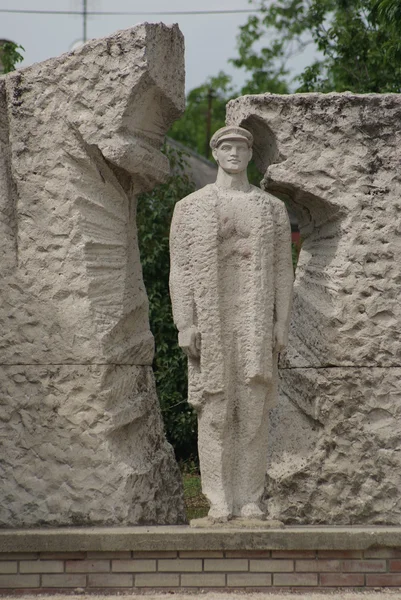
xmin=169 ymin=126 xmax=293 ymax=522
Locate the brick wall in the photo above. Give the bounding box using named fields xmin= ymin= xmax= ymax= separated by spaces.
xmin=1 ymin=548 xmax=401 ymax=591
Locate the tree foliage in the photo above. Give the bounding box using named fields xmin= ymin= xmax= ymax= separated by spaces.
xmin=169 ymin=72 xmax=236 ymax=159
xmin=0 ymin=42 xmax=24 ymax=74
xmin=232 ymin=0 xmax=401 ymax=93
xmin=137 ymin=145 xmax=198 ymax=461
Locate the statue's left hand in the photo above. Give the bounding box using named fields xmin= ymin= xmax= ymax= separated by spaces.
xmin=178 ymin=326 xmax=201 ymax=360
xmin=274 ymin=322 xmax=287 ymax=353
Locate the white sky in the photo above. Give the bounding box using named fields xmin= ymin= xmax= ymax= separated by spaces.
xmin=0 ymin=0 xmax=317 ymax=92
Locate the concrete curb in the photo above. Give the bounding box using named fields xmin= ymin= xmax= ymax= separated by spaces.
xmin=1 ymin=526 xmax=401 ymax=553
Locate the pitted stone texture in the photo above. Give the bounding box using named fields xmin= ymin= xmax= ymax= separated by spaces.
xmin=227 ymin=93 xmax=401 ymax=524
xmin=0 ymin=365 xmax=183 ymax=527
xmin=0 ymin=24 xmax=185 ymax=526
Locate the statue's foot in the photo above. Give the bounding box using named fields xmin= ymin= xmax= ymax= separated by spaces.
xmin=239 ymin=502 xmax=265 ymax=519
xmin=208 ymin=504 xmax=232 ymax=523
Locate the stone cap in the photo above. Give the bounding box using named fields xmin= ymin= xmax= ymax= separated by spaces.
xmin=0 ymin=526 xmax=401 ymax=553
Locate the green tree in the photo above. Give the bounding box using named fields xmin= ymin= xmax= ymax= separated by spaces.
xmin=169 ymin=71 xmax=236 ymax=159
xmin=137 ymin=144 xmax=198 ymax=461
xmin=232 ymin=0 xmax=401 ymax=93
xmin=0 ymin=42 xmax=24 ymax=74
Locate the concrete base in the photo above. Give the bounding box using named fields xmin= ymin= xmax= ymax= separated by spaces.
xmin=1 ymin=527 xmax=401 ymax=591
xmin=1 ymin=525 xmax=401 ymax=553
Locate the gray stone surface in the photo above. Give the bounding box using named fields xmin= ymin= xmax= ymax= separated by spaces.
xmin=0 ymin=24 xmax=186 ymax=526
xmin=1 ymin=526 xmax=401 ymax=552
xmin=169 ymin=126 xmax=293 ymax=522
xmin=227 ymin=92 xmax=401 ymax=524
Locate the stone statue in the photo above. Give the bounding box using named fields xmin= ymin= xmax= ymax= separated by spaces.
xmin=169 ymin=126 xmax=293 ymax=522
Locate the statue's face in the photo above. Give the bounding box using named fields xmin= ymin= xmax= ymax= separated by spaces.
xmin=213 ymin=140 xmax=252 ymax=174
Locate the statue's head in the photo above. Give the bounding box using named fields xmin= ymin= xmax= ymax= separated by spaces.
xmin=210 ymin=126 xmax=253 ymax=175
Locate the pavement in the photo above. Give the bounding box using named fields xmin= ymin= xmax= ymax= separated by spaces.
xmin=3 ymin=592 xmax=401 ymax=599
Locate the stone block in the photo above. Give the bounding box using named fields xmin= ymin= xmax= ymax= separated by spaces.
xmin=0 ymin=23 xmax=185 ymax=527
xmin=227 ymin=92 xmax=401 ymax=524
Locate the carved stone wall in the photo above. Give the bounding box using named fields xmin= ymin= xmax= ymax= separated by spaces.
xmin=227 ymin=92 xmax=401 ymax=524
xmin=0 ymin=24 xmax=186 ymax=526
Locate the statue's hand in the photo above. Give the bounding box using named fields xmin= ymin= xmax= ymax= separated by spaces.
xmin=178 ymin=326 xmax=201 ymax=360
xmin=274 ymin=322 xmax=287 ymax=353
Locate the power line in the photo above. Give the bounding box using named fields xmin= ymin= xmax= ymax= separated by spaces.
xmin=0 ymin=8 xmax=258 ymax=16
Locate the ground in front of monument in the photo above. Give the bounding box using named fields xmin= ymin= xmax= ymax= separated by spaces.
xmin=1 ymin=592 xmax=400 ymax=599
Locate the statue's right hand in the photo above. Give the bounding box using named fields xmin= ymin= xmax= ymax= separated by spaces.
xmin=178 ymin=327 xmax=200 ymax=360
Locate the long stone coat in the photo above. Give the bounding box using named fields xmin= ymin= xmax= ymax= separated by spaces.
xmin=169 ymin=183 xmax=293 ymax=409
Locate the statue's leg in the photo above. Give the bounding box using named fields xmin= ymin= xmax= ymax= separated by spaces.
xmin=197 ymin=391 xmax=233 ymax=520
xmin=232 ymin=380 xmax=271 ymax=517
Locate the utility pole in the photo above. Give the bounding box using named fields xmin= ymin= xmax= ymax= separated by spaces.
xmin=83 ymin=0 xmax=88 ymax=43
xmin=205 ymin=88 xmax=214 ymax=159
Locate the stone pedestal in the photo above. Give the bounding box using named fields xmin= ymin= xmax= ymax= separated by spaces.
xmin=0 ymin=24 xmax=186 ymax=526
xmin=227 ymin=92 xmax=401 ymax=524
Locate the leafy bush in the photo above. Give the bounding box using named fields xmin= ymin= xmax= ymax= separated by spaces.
xmin=137 ymin=144 xmax=198 ymax=461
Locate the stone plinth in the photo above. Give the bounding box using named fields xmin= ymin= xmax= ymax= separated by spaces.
xmin=0 ymin=24 xmax=186 ymax=526
xmin=0 ymin=526 xmax=400 ymax=591
xmin=227 ymin=93 xmax=401 ymax=524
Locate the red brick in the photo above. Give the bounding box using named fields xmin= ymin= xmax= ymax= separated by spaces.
xmin=318 ymin=550 xmax=363 ymax=559
xmin=296 ymin=559 xmax=341 ymax=572
xmin=389 ymin=560 xmax=401 ymax=572
xmin=367 ymin=573 xmax=401 ymax=587
xmin=272 ymin=550 xmax=316 ymax=558
xmin=342 ymin=559 xmax=386 ymax=572
xmin=320 ymin=573 xmax=365 ymax=587
xmin=365 ymin=548 xmax=401 ymax=559
xmin=273 ymin=573 xmax=318 ymax=586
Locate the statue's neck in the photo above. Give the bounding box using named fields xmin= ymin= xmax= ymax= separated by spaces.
xmin=215 ymin=168 xmax=251 ymax=192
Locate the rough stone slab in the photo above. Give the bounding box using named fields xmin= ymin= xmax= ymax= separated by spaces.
xmin=1 ymin=526 xmax=401 ymax=553
xmin=0 ymin=24 xmax=186 ymax=526
xmin=227 ymin=93 xmax=401 ymax=524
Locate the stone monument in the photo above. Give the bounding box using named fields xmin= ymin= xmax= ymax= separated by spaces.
xmin=227 ymin=92 xmax=401 ymax=524
xmin=169 ymin=126 xmax=293 ymax=522
xmin=0 ymin=24 xmax=186 ymax=526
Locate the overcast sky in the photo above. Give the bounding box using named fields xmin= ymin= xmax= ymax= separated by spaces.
xmin=0 ymin=0 xmax=316 ymax=92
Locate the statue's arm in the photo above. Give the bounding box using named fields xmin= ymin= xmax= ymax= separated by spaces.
xmin=169 ymin=201 xmax=199 ymax=359
xmin=273 ymin=200 xmax=294 ymax=352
